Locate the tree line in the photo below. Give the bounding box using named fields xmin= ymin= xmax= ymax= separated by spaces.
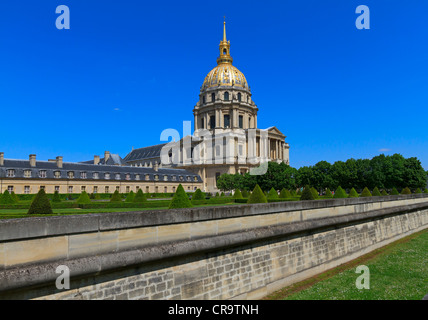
xmin=216 ymin=154 xmax=428 ymax=193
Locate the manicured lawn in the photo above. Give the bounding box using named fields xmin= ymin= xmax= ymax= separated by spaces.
xmin=266 ymin=229 xmax=428 ymax=300
xmin=0 ymin=202 xmax=239 ymax=219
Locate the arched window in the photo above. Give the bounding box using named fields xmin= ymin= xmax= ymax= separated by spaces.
xmin=223 ymin=49 xmax=227 ymax=55
xmin=211 ymin=92 xmax=215 ymax=102
xmin=202 ymin=95 xmax=206 ymax=104
xmin=237 ymin=93 xmax=241 ymax=102
xmin=224 ymin=92 xmax=229 ymax=101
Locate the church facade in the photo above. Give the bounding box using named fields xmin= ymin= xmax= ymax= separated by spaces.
xmin=0 ymin=21 xmax=289 ymax=195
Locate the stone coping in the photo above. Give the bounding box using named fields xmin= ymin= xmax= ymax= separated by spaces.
xmin=0 ymin=194 xmax=427 ymax=242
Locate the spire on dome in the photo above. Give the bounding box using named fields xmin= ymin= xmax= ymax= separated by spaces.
xmin=217 ymin=18 xmax=233 ymax=65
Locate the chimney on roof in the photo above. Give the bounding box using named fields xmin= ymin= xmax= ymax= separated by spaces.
xmin=94 ymin=155 xmax=100 ymax=165
xmin=56 ymin=156 xmax=63 ymax=168
xmin=29 ymin=154 xmax=36 ymax=167
xmin=0 ymin=152 xmax=4 ymax=166
xmin=104 ymin=151 xmax=110 ymax=163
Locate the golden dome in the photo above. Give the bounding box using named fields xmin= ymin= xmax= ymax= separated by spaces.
xmin=201 ymin=20 xmax=249 ymax=92
xmin=201 ymin=64 xmax=249 ymax=91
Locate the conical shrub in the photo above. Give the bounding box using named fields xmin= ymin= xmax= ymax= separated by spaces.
xmin=52 ymin=191 xmax=61 ymax=203
xmin=76 ymin=191 xmax=91 ymax=204
xmin=169 ymin=184 xmax=193 ymax=209
xmin=424 ymin=188 xmax=428 ymax=194
xmin=241 ymin=189 xmax=249 ymax=198
xmin=192 ymin=188 xmax=205 ymax=201
xmin=247 ymin=184 xmax=268 ymax=204
xmin=125 ymin=190 xmax=135 ymax=202
xmin=381 ymin=189 xmax=388 ymax=196
xmin=300 ymin=185 xmax=315 ymax=201
xmin=110 ymin=190 xmax=122 ymax=202
xmin=360 ymin=187 xmax=372 ymax=197
xmin=415 ymin=188 xmax=422 ymax=194
xmin=0 ymin=190 xmax=16 ymax=204
xmin=391 ymin=187 xmax=399 ymax=195
xmin=310 ymin=187 xmax=319 ymax=200
xmin=233 ymin=189 xmax=243 ymax=199
xmin=279 ymin=188 xmax=291 ymax=199
xmin=348 ymin=188 xmax=359 ymax=198
xmin=11 ymin=191 xmax=19 ymax=203
xmin=324 ymin=188 xmax=333 ymax=198
xmin=401 ymin=187 xmax=411 ymax=195
xmin=267 ymin=188 xmax=278 ymax=199
xmin=28 ymin=189 xmax=53 ymax=215
xmin=372 ymin=187 xmax=381 ymax=196
xmin=333 ymin=186 xmax=347 ymax=199
xmin=133 ymin=189 xmax=147 ymax=203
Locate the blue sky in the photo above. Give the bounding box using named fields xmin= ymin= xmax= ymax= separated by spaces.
xmin=0 ymin=0 xmax=427 ymax=169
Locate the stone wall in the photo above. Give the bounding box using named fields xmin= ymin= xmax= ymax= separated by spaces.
xmin=0 ymin=194 xmax=427 ymax=300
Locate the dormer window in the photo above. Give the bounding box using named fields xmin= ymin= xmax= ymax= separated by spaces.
xmin=54 ymin=171 xmax=61 ymax=179
xmin=24 ymin=170 xmax=31 ymax=178
xmin=93 ymin=172 xmax=99 ymax=179
xmin=6 ymin=169 xmax=15 ymax=178
xmin=80 ymin=172 xmax=87 ymax=179
xmin=105 ymin=173 xmax=110 ymax=180
xmin=115 ymin=173 xmax=120 ymax=180
xmin=68 ymin=171 xmax=74 ymax=179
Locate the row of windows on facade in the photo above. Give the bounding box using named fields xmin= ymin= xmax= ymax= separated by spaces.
xmin=7 ymin=185 xmax=197 ymax=194
xmin=4 ymin=169 xmax=198 ymax=182
xmin=202 ymin=92 xmax=247 ymax=104
xmin=201 ymin=114 xmax=247 ymax=130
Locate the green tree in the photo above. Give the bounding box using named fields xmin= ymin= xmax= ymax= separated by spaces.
xmin=360 ymin=187 xmax=372 ymax=197
xmin=233 ymin=189 xmax=243 ymax=199
xmin=279 ymin=188 xmax=291 ymax=199
xmin=267 ymin=188 xmax=278 ymax=199
xmin=76 ymin=191 xmax=91 ymax=204
xmin=125 ymin=191 xmax=135 ymax=202
xmin=333 ymin=186 xmax=347 ymax=199
xmin=11 ymin=191 xmax=19 ymax=203
xmin=192 ymin=189 xmax=205 ymax=201
xmin=52 ymin=191 xmax=61 ymax=203
xmin=324 ymin=188 xmax=333 ymax=198
xmin=0 ymin=190 xmax=16 ymax=204
xmin=133 ymin=189 xmax=147 ymax=203
xmin=390 ymin=187 xmax=399 ymax=195
xmin=28 ymin=189 xmax=53 ymax=215
xmin=348 ymin=188 xmax=359 ymax=198
xmin=401 ymin=187 xmax=411 ymax=195
xmin=310 ymin=187 xmax=319 ymax=199
xmin=372 ymin=187 xmax=381 ymax=197
xmin=300 ymin=185 xmax=315 ymax=201
xmin=169 ymin=184 xmax=193 ymax=209
xmin=110 ymin=190 xmax=122 ymax=202
xmin=241 ymin=189 xmax=249 ymax=198
xmin=247 ymin=184 xmax=267 ymax=204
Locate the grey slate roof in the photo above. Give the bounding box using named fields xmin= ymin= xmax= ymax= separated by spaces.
xmin=80 ymin=154 xmax=124 ymax=166
xmin=0 ymin=159 xmax=202 ymax=183
xmin=123 ymin=143 xmax=168 ymax=162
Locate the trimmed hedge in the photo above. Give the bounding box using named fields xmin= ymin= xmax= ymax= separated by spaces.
xmin=267 ymin=188 xmax=279 ymax=199
xmin=401 ymin=187 xmax=411 ymax=195
xmin=169 ymin=184 xmax=193 ymax=209
xmin=360 ymin=187 xmax=372 ymax=197
xmin=348 ymin=188 xmax=359 ymax=198
xmin=28 ymin=189 xmax=53 ymax=215
xmin=372 ymin=187 xmax=381 ymax=197
xmin=324 ymin=188 xmax=333 ymax=199
xmin=247 ymin=184 xmax=267 ymax=204
xmin=125 ymin=190 xmax=135 ymax=202
xmin=192 ymin=189 xmax=205 ymax=201
xmin=300 ymin=186 xmax=315 ymax=201
xmin=233 ymin=189 xmax=243 ymax=199
xmin=333 ymin=186 xmax=347 ymax=199
xmin=76 ymin=191 xmax=91 ymax=204
xmin=0 ymin=190 xmax=16 ymax=205
xmin=391 ymin=187 xmax=400 ymax=195
xmin=279 ymin=188 xmax=291 ymax=199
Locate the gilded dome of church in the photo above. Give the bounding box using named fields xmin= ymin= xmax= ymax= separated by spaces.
xmin=201 ymin=20 xmax=250 ymax=92
xmin=201 ymin=64 xmax=248 ymax=91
